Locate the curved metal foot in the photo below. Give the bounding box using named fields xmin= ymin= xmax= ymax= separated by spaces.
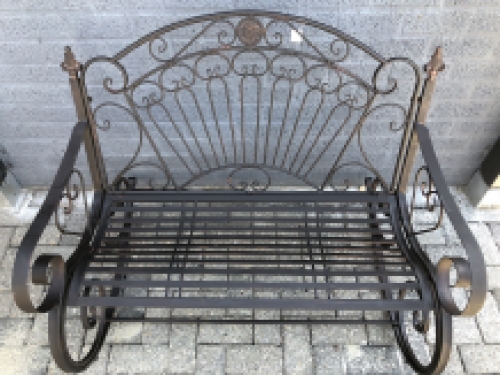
xmin=392 ymin=281 xmax=452 ymax=375
xmin=48 ymin=274 xmax=112 ymax=373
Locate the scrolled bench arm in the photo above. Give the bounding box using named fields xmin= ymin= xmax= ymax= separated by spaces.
xmin=11 ymin=121 xmax=89 ymax=314
xmin=415 ymin=123 xmax=487 ymax=316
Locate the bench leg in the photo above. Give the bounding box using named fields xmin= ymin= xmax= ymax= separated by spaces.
xmin=48 ymin=266 xmax=111 ymax=373
xmin=393 ymin=279 xmax=452 ymax=374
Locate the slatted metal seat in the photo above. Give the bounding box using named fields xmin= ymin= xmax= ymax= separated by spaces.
xmin=74 ymin=191 xmax=429 ymax=318
xmin=11 ymin=10 xmax=487 ymax=374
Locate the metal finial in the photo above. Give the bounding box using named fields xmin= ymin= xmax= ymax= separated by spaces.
xmin=61 ymin=46 xmax=80 ymax=75
xmin=425 ymin=47 xmax=445 ymax=79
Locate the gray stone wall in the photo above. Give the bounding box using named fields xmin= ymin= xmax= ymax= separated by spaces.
xmin=1 ymin=0 xmax=499 ymax=188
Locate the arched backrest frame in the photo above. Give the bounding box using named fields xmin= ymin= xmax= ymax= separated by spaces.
xmin=79 ymin=10 xmax=422 ymax=192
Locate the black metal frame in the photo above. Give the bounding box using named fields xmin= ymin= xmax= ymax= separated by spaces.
xmin=11 ymin=10 xmax=487 ymax=375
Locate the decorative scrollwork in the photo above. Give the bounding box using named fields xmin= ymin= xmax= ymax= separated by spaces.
xmin=83 ymin=57 xmax=129 ymax=95
xmin=328 ymin=38 xmax=350 ymax=63
xmin=409 ymin=166 xmax=444 ymax=235
xmin=227 ymin=167 xmax=271 ymax=192
xmin=80 ymin=12 xmax=421 ymax=191
xmin=55 ymin=169 xmax=90 ymax=236
xmin=236 ymin=17 xmax=265 ymax=46
xmin=148 ymin=35 xmax=170 ymax=62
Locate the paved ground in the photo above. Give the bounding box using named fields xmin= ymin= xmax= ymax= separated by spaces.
xmin=0 ymin=187 xmax=499 ymax=374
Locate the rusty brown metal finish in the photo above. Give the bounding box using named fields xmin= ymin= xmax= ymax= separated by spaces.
xmin=398 ymin=47 xmax=445 ymax=193
xmin=11 ymin=11 xmax=478 ymax=375
xmin=61 ymin=47 xmax=108 ymax=191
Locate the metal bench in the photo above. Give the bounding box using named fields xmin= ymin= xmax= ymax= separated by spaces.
xmin=12 ymin=10 xmax=487 ymax=374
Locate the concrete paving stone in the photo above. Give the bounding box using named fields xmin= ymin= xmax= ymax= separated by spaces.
xmin=107 ymin=345 xmax=155 ymax=374
xmin=0 ymin=318 xmax=32 ymax=346
xmin=459 ymin=344 xmax=500 ymax=374
xmin=9 ymin=300 xmax=35 ymax=319
xmin=415 ymin=227 xmax=447 ymax=246
xmin=254 ymin=323 xmax=281 ymax=345
xmin=344 ymin=345 xmax=404 ymax=374
xmin=142 ymin=322 xmax=170 ymax=344
xmin=492 ymin=288 xmax=500 ymax=309
xmin=27 ymin=314 xmax=49 ymax=346
xmin=476 ymin=292 xmax=500 ymax=325
xmin=443 ymin=218 xmax=462 ymax=246
xmin=440 ymin=345 xmax=465 ymax=375
xmin=108 ymin=344 xmax=196 ymax=374
xmin=27 ymin=190 xmax=48 ymax=207
xmin=426 ymin=310 xmax=483 ymax=345
xmin=0 ymin=227 xmax=13 ymax=260
xmin=59 ymin=234 xmax=82 ymax=246
xmin=198 ymin=323 xmax=253 ymax=344
xmin=489 ymin=223 xmax=500 ymax=246
xmin=284 ymin=325 xmax=313 ymax=375
xmin=312 ymin=324 xmax=367 ymax=345
xmin=0 ymin=290 xmax=14 ymax=317
xmin=253 ymin=308 xmax=282 ymax=344
xmin=314 ymin=345 xmax=345 ymax=375
xmin=195 ymin=345 xmax=226 ymax=375
xmin=0 ymin=345 xmax=50 ymax=375
xmin=452 ymin=317 xmax=483 ymax=344
xmin=469 ymin=222 xmax=500 ymax=266
xmin=476 ymin=319 xmax=500 ymax=344
xmin=106 ymin=322 xmax=143 ymax=344
xmin=0 ymin=250 xmax=16 ymax=291
xmin=170 ymin=323 xmax=197 ymax=348
xmin=0 ymin=207 xmax=36 ymax=227
xmin=226 ymin=345 xmax=282 ymax=375
xmin=366 ymin=323 xmax=396 ymax=345
xmin=486 ymin=266 xmax=500 ymax=290
xmin=10 ymin=225 xmax=61 ymax=246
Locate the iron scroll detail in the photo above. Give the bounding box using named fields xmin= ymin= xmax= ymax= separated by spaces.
xmin=12 ymin=122 xmax=89 ymax=314
xmin=55 ymin=168 xmax=90 ymax=235
xmin=415 ymin=123 xmax=487 ymax=316
xmin=81 ymin=10 xmax=422 ymax=191
xmin=408 ymin=165 xmax=444 ymax=236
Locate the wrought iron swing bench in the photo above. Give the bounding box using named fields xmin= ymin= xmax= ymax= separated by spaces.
xmin=12 ymin=10 xmax=487 ymax=374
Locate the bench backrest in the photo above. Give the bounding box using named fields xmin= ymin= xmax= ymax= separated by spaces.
xmin=78 ymin=10 xmax=421 ymax=191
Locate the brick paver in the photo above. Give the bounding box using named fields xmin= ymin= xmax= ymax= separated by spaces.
xmin=0 ymin=188 xmax=499 ymax=374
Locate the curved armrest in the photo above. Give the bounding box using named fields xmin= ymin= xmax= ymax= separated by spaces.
xmin=12 ymin=121 xmax=88 ymax=314
xmin=416 ymin=123 xmax=487 ymax=316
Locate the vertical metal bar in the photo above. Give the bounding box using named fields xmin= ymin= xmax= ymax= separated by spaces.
xmin=174 ymin=92 xmax=211 ymax=169
xmin=365 ymin=179 xmax=395 ymax=324
xmin=315 ymin=203 xmax=332 ymax=300
xmin=250 ymin=204 xmax=256 ymax=336
xmin=319 ymin=94 xmax=376 ymax=189
xmin=294 ymin=103 xmax=351 ymax=175
xmin=146 ymin=105 xmax=195 ymax=176
xmin=61 ymin=46 xmax=107 ymax=190
xmin=168 ymin=202 xmax=186 ymax=295
xmin=264 ymin=79 xmax=280 ymax=164
xmin=281 ymin=89 xmax=325 ymax=169
xmin=240 ymin=76 xmax=246 ymax=164
xmin=272 ymin=80 xmax=295 ymax=166
xmin=207 ymin=79 xmax=228 ymax=164
xmin=179 ymin=200 xmax=196 ymax=298
xmin=254 ymin=76 xmax=262 ymax=164
xmin=186 ymin=88 xmax=220 ymax=167
xmin=396 ymin=47 xmax=445 ymax=193
xmin=305 ymin=202 xmax=318 ymax=299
